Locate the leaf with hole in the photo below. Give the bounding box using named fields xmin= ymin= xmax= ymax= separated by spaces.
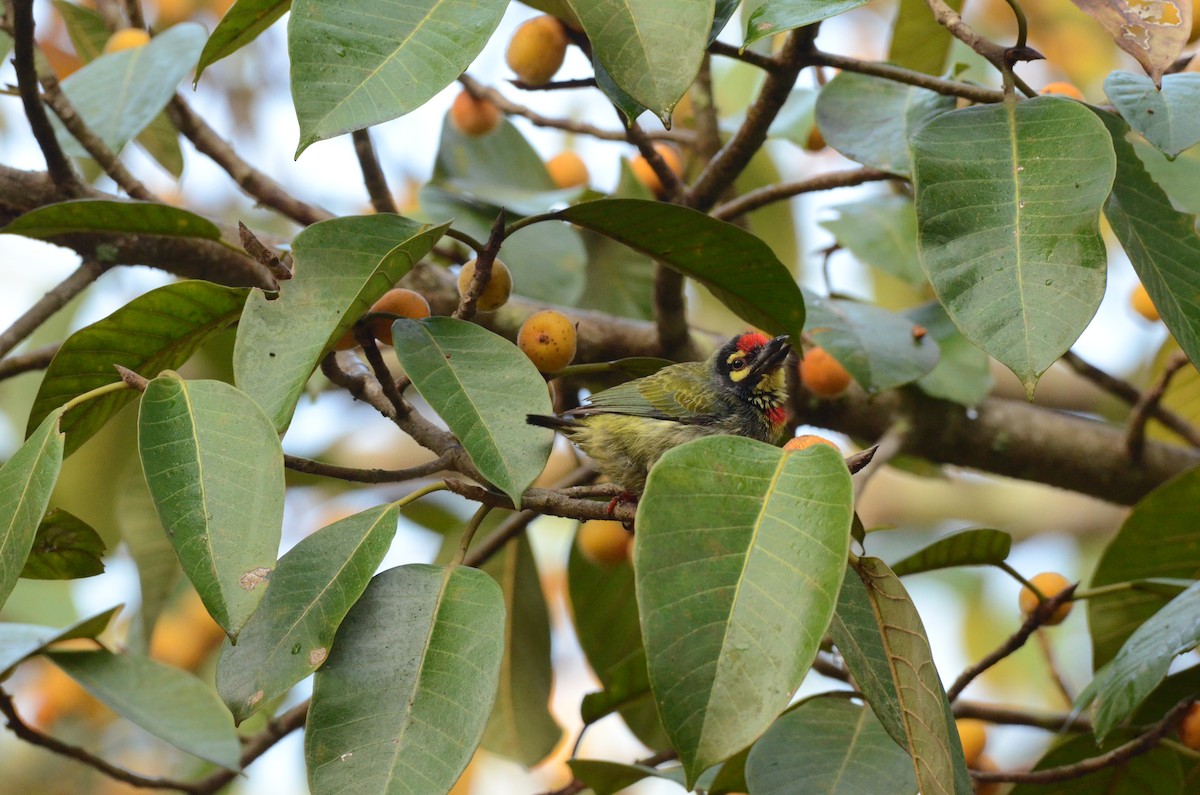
xmin=1067 ymin=0 xmax=1189 ymax=85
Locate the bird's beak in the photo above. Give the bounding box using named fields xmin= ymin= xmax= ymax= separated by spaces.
xmin=748 ymin=335 xmax=791 ymax=378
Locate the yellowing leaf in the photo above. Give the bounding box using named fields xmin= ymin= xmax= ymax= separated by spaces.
xmin=1068 ymin=0 xmax=1190 ymax=85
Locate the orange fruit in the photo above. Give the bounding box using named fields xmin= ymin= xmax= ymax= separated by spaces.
xmin=449 ymin=90 xmax=502 ymax=137
xmin=1130 ymin=282 xmax=1160 ymax=322
xmin=1019 ymin=572 xmax=1074 ymax=626
xmin=368 ymin=288 xmax=431 ymax=346
xmin=1180 ymin=703 xmax=1200 ymax=749
xmin=546 ymin=151 xmax=589 ymax=189
xmin=457 ymin=258 xmax=513 ymax=312
xmin=783 ymin=434 xmax=839 ymax=452
xmin=629 ymin=144 xmax=684 ymax=196
xmin=506 ymin=15 xmax=569 ymax=86
xmin=799 ymin=347 xmax=852 ymax=398
xmin=518 ymin=310 xmax=577 ymax=373
xmin=103 ymin=28 xmax=151 ymax=54
xmin=578 ymin=520 xmax=630 ymax=566
xmin=1041 ymin=81 xmax=1086 ymax=101
xmin=956 ymin=718 xmax=988 ymax=766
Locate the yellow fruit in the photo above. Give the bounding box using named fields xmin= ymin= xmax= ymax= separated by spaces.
xmin=804 ymin=124 xmax=827 ymax=152
xmin=104 ymin=28 xmax=151 ymax=54
xmin=368 ymin=288 xmax=431 ymax=346
xmin=449 ymin=90 xmax=502 ymax=137
xmin=1019 ymin=571 xmax=1074 ymax=626
xmin=799 ymin=347 xmax=852 ymax=398
xmin=629 ymin=144 xmax=684 ymax=196
xmin=506 ymin=15 xmax=569 ymax=86
xmin=518 ymin=310 xmax=577 ymax=373
xmin=1131 ymin=282 xmax=1160 ymax=322
xmin=1040 ymin=81 xmax=1086 ymax=101
xmin=152 ymin=0 xmax=198 ymax=26
xmin=30 ymin=661 xmax=110 ymax=727
xmin=1181 ymin=703 xmax=1200 ymax=749
xmin=956 ymin=718 xmax=988 ymax=766
xmin=975 ymin=754 xmax=1002 ymax=795
xmin=783 ymin=434 xmax=838 ymax=452
xmin=150 ymin=591 xmax=228 ymax=671
xmin=457 ymin=258 xmax=513 ymax=312
xmin=578 ymin=519 xmax=630 ymax=566
xmin=546 ymin=151 xmax=589 ymax=189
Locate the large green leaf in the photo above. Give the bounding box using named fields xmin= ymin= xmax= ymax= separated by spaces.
xmin=889 ymin=528 xmax=1012 ymax=577
xmin=233 ymin=215 xmax=446 ymax=430
xmin=556 ymin=199 xmax=806 ymax=338
xmin=47 ymin=649 xmax=241 ymax=769
xmin=1099 ymin=110 xmax=1200 ymax=373
xmin=27 ymin=279 xmax=246 ymax=456
xmin=53 ymin=24 xmax=205 ymax=157
xmin=0 ymin=410 xmax=65 ymax=609
xmin=138 ymin=374 xmax=284 ymax=639
xmin=19 ymin=508 xmax=105 ymax=580
xmin=391 ymin=317 xmax=553 ymax=507
xmin=905 ymin=301 xmax=993 ymax=406
xmin=0 ymin=607 xmax=120 ymax=676
xmin=480 ymin=534 xmax=562 ymax=766
xmin=636 ymin=437 xmax=852 ymax=786
xmin=1088 ymin=466 xmax=1200 ymax=668
xmin=745 ymin=698 xmax=918 ymax=795
xmin=1091 ymin=579 xmax=1200 ymax=741
xmin=887 ymin=0 xmax=960 ymax=74
xmin=1134 ymin=139 xmax=1200 ymax=213
xmin=197 ymin=0 xmax=291 ymax=81
xmin=744 ymin=0 xmax=872 ymax=45
xmin=804 ymin=291 xmax=940 ymax=393
xmin=4 ymin=199 xmax=221 ymax=242
xmin=216 ymin=504 xmax=399 ymax=724
xmin=305 ymin=564 xmax=505 ymax=795
xmin=115 ymin=459 xmax=180 ymax=653
xmin=849 ymin=557 xmax=971 ymax=795
xmin=815 ymin=71 xmax=954 ymax=177
xmin=566 ymin=0 xmax=711 ymax=121
xmin=820 ymin=195 xmax=926 ymax=288
xmin=910 ymin=97 xmax=1116 ymax=395
xmin=1105 ymin=72 xmax=1200 ymax=159
xmin=568 ymin=759 xmax=720 ymax=794
xmin=1009 ymin=731 xmax=1182 ymax=795
xmin=289 ymin=0 xmax=507 ymax=154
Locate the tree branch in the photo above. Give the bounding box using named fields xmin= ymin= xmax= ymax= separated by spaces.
xmin=443 ymin=478 xmax=638 ymax=524
xmin=952 ymin=700 xmax=1091 ymax=732
xmin=1126 ymin=351 xmax=1190 ymax=462
xmin=283 ymin=453 xmax=452 ymax=483
xmin=0 ymin=343 xmax=59 ymax=381
xmin=711 ymin=167 xmax=899 ymax=221
xmin=708 ymin=40 xmax=777 ymax=72
xmin=351 ymin=129 xmax=399 ymax=215
xmin=807 ymin=50 xmax=1005 ymax=104
xmin=0 ymin=259 xmax=105 ymax=359
xmin=188 ymin=701 xmax=309 ymax=795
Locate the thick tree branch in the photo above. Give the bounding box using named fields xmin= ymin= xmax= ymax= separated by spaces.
xmin=953 ymin=700 xmax=1091 ymax=732
xmin=0 ymin=343 xmax=59 ymax=381
xmin=443 ymin=479 xmax=638 ymax=524
xmin=351 ymin=129 xmax=399 ymax=215
xmin=0 ymin=259 xmax=105 ymax=359
xmin=283 ymin=453 xmax=453 ymax=483
xmin=807 ymin=50 xmax=1006 ymax=104
xmin=712 ymin=168 xmax=899 ymax=221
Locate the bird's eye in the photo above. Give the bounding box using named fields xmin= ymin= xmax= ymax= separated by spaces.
xmin=730 ymin=359 xmax=747 ymax=371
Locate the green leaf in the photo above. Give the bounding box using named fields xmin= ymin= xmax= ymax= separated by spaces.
xmin=27 ymin=279 xmax=246 ymax=456
xmin=46 ymin=649 xmax=241 ymax=769
xmin=905 ymin=301 xmax=993 ymax=406
xmin=567 ymin=760 xmax=718 ymax=795
xmin=567 ymin=0 xmax=711 ymax=121
xmin=816 ymin=71 xmax=954 ymax=177
xmin=1088 ymin=466 xmax=1200 ymax=668
xmin=197 ymin=0 xmax=290 ymax=81
xmin=804 ymin=291 xmax=940 ymax=393
xmin=1099 ymin=110 xmax=1200 ymax=373
xmin=305 ymin=564 xmax=505 ymax=795
xmin=233 ymin=215 xmax=446 ymax=430
xmin=4 ymin=198 xmax=221 ymax=241
xmin=568 ymin=535 xmax=668 ymax=748
xmin=593 ymin=56 xmax=648 ymax=124
xmin=744 ymin=0 xmax=872 ymax=45
xmin=53 ymin=24 xmax=206 ymax=157
xmin=850 ymin=557 xmax=971 ymax=795
xmin=556 ymin=199 xmax=806 ymax=338
xmin=216 ymin=504 xmax=399 ymax=724
xmin=1009 ymin=731 xmax=1183 ymax=795
xmin=889 ymin=528 xmax=1012 ymax=577
xmin=19 ymin=509 xmax=105 ymax=580
xmin=636 ymin=438 xmax=852 ymax=785
xmin=115 ymin=460 xmax=180 ymax=653
xmin=480 ymin=534 xmax=562 ymax=766
xmin=745 ymin=697 xmax=918 ymax=795
xmin=820 ymin=195 xmax=926 ymax=288
xmin=766 ymin=89 xmax=818 ymax=148
xmin=1106 ymin=71 xmax=1200 ymax=159
xmin=288 ymin=0 xmax=507 ymax=154
xmin=910 ymin=97 xmax=1116 ymax=395
xmin=52 ymin=0 xmax=108 ymax=62
xmin=829 ymin=569 xmax=906 ymax=747
xmin=138 ymin=374 xmax=284 ymax=639
xmin=391 ymin=318 xmax=552 ymax=507
xmin=1091 ymin=579 xmax=1200 ymax=741
xmin=0 ymin=607 xmax=120 ymax=676
xmin=887 ymin=0 xmax=960 ymax=75
xmin=0 ymin=410 xmax=65 ymax=609
xmin=1134 ymin=138 xmax=1200 ymax=213
xmin=135 ymin=112 xmax=185 ymax=179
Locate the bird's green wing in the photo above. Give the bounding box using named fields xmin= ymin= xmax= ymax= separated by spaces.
xmin=568 ymin=362 xmax=718 ymax=422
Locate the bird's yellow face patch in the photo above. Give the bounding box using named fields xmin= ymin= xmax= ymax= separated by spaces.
xmin=754 ymin=367 xmax=785 ymax=394
xmin=726 ymin=351 xmax=751 ymax=382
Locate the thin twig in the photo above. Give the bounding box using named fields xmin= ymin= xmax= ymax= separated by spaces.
xmin=625 ymin=116 xmax=687 ymax=201
xmin=510 ymin=77 xmax=597 ymax=91
xmin=946 ymin=583 xmax=1076 ymax=702
xmin=921 ymin=0 xmax=1036 ymax=96
xmin=351 ymin=129 xmax=399 ymax=215
xmin=354 ymin=330 xmax=410 ymax=419
xmin=188 ymin=701 xmax=309 ymax=794
xmin=238 ymin=222 xmax=292 ymax=282
xmin=454 ymin=210 xmax=506 ymax=322
xmin=953 ymin=700 xmax=1091 ymax=732
xmin=1035 ymin=628 xmax=1074 ymax=707
xmin=283 ymin=453 xmax=452 ymax=483
xmin=0 ymin=343 xmax=59 ymax=380
xmin=709 ymin=40 xmax=778 ymax=72
xmin=808 ymin=50 xmax=1005 ymax=104
xmin=1126 ymin=351 xmax=1190 ymax=462
xmin=711 ymin=167 xmax=899 ymax=221
xmin=973 ymin=698 xmax=1194 ymax=784
xmin=9 ymin=0 xmax=79 ymax=192
xmin=443 ymin=478 xmax=637 ymax=524
xmin=321 ymin=351 xmax=397 ymax=420
xmin=0 ymin=260 xmax=105 ymax=359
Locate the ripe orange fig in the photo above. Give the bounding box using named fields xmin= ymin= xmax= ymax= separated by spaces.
xmin=1180 ymin=703 xmax=1200 ymax=750
xmin=783 ymin=434 xmax=839 ymax=452
xmin=578 ymin=519 xmax=630 ymax=566
xmin=518 ymin=310 xmax=577 ymax=373
xmin=956 ymin=718 xmax=988 ymax=767
xmin=799 ymin=347 xmax=853 ymax=398
xmin=104 ymin=28 xmax=151 ymax=53
xmin=1019 ymin=571 xmax=1074 ymax=625
xmin=449 ymin=90 xmax=502 ymax=137
xmin=1130 ymin=282 xmax=1160 ymax=322
xmin=629 ymin=143 xmax=684 ymax=196
xmin=506 ymin=15 xmax=569 ymax=86
xmin=458 ymin=258 xmax=513 ymax=312
xmin=1040 ymin=81 xmax=1086 ymax=101
xmin=368 ymin=288 xmax=432 ymax=346
xmin=546 ymin=151 xmax=589 ymax=189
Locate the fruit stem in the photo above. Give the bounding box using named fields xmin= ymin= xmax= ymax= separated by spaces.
xmin=453 ymin=503 xmax=494 ymax=566
xmin=996 ymin=562 xmax=1047 ymax=600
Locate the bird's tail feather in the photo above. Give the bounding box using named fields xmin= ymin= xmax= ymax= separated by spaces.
xmin=526 ymin=414 xmax=575 ymax=432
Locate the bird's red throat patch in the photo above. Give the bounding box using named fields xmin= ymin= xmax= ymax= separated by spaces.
xmin=767 ymin=405 xmax=787 ymax=426
xmin=737 ymin=331 xmax=770 ymax=353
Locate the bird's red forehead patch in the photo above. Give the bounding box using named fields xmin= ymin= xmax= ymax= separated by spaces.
xmin=737 ymin=332 xmax=770 ymax=353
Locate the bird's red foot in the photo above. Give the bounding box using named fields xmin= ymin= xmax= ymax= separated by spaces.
xmin=606 ymin=491 xmax=638 ymax=517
